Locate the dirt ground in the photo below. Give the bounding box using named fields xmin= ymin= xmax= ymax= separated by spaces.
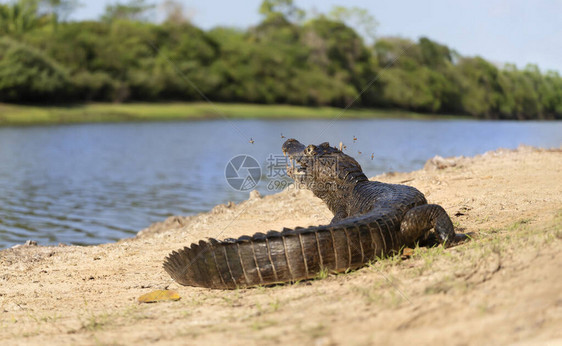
xmin=1 ymin=146 xmax=561 ymax=346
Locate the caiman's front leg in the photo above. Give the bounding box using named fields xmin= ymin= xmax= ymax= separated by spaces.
xmin=330 ymin=210 xmax=348 ymax=224
xmin=400 ymin=204 xmax=468 ymax=247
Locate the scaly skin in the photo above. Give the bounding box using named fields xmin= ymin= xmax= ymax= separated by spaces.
xmin=163 ymin=139 xmax=467 ymax=289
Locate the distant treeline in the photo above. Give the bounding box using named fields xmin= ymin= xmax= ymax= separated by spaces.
xmin=1 ymin=0 xmax=561 ymax=119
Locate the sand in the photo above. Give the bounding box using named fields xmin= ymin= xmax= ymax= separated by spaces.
xmin=1 ymin=146 xmax=561 ymax=345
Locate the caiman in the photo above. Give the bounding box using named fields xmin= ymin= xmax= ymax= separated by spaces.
xmin=163 ymin=139 xmax=468 ymax=289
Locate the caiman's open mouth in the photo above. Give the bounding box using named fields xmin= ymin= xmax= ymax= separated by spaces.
xmin=281 ymin=138 xmax=305 ymax=157
xmin=282 ymin=138 xmax=309 ymax=178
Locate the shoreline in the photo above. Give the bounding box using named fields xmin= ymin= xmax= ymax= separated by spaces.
xmin=0 ymin=101 xmax=471 ymax=127
xmin=1 ymin=146 xmax=561 ymax=345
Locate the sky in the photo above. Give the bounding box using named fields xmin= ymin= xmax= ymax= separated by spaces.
xmin=33 ymin=0 xmax=562 ymax=73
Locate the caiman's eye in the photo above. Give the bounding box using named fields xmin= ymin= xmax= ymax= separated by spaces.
xmin=305 ymin=145 xmax=317 ymax=156
xmin=319 ymin=142 xmax=330 ymax=148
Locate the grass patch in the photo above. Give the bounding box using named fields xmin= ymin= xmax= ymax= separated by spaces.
xmin=27 ymin=312 xmax=61 ymax=324
xmin=419 ymin=213 xmax=561 ymax=295
xmin=348 ymin=212 xmax=562 ymax=301
xmin=220 ymin=290 xmax=243 ymax=308
xmin=251 ymin=319 xmax=279 ymax=331
xmin=253 ymin=296 xmax=282 ymax=316
xmin=80 ymin=312 xmax=113 ymax=332
xmin=351 ymin=280 xmax=405 ymax=307
xmin=315 ymin=266 xmax=331 ymax=280
xmin=0 ymin=102 xmax=466 ymax=126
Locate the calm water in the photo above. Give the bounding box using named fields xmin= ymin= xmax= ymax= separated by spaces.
xmin=0 ymin=119 xmax=560 ymax=248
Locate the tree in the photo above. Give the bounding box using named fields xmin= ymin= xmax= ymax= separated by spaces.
xmin=0 ymin=37 xmax=71 ymax=101
xmin=418 ymin=37 xmax=452 ymax=69
xmin=0 ymin=0 xmax=44 ymax=35
xmin=540 ymin=71 xmax=562 ymax=119
xmin=160 ymin=0 xmax=190 ymax=25
xmin=304 ymin=16 xmax=379 ymax=106
xmin=101 ymin=0 xmax=155 ymax=22
xmin=39 ymin=0 xmax=82 ymax=25
xmin=456 ymin=57 xmax=504 ymax=118
xmin=328 ymin=6 xmax=378 ymax=44
xmin=259 ymin=0 xmax=304 ymax=23
xmin=374 ymin=37 xmax=421 ymax=69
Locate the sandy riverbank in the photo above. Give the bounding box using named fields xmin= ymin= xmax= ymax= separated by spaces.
xmin=1 ymin=146 xmax=561 ymax=345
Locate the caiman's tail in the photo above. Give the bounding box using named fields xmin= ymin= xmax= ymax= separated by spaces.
xmin=163 ymin=220 xmax=395 ymax=289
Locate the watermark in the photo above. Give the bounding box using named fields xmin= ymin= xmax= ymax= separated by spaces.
xmin=224 ymin=155 xmax=261 ymax=191
xmin=225 ymin=154 xmax=340 ymax=192
xmin=265 ymin=154 xmax=290 ymax=178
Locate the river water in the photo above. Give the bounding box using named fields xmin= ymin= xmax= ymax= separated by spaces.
xmin=0 ymin=119 xmax=560 ymax=248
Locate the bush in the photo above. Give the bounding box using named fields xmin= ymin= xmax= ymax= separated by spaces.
xmin=71 ymin=71 xmax=121 ymax=102
xmin=0 ymin=37 xmax=72 ymax=102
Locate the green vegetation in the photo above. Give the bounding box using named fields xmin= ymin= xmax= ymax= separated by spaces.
xmin=1 ymin=0 xmax=561 ymax=121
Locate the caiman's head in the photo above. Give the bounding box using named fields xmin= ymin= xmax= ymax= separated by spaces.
xmin=281 ymin=138 xmax=368 ymax=197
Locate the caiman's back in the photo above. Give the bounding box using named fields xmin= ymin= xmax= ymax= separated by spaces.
xmin=348 ymin=181 xmax=429 ymax=218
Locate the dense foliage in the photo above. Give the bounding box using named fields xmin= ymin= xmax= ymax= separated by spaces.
xmin=1 ymin=0 xmax=561 ymax=119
